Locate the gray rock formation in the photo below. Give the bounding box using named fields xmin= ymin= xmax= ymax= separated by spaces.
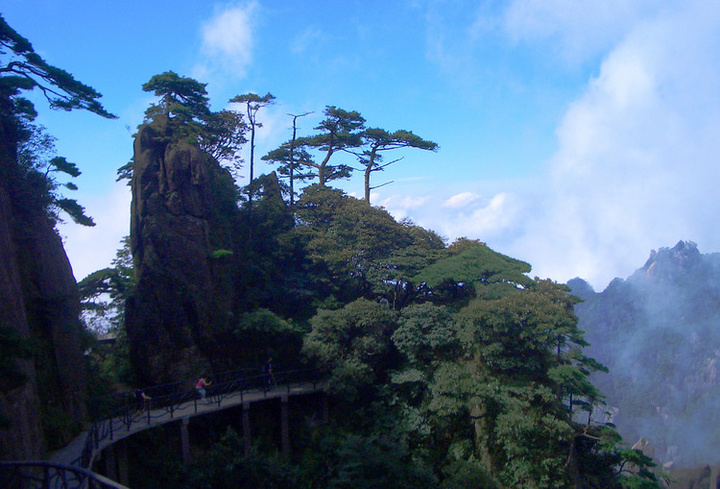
xmin=126 ymin=120 xmax=240 ymax=385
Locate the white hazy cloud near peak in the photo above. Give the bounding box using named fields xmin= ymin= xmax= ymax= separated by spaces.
xmin=195 ymin=2 xmax=257 ymax=80
xmin=501 ymin=0 xmax=720 ymax=289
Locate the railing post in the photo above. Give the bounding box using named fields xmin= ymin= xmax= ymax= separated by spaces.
xmin=281 ymin=394 xmax=290 ymax=457
xmin=242 ymin=401 xmax=251 ymax=456
xmin=181 ymin=417 xmax=192 ymax=465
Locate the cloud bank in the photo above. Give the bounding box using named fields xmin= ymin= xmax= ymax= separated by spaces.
xmin=507 ymin=0 xmax=720 ymax=288
xmin=389 ymin=0 xmax=720 ymax=290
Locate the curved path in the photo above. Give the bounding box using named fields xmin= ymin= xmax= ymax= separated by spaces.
xmin=18 ymin=368 xmax=324 ymax=487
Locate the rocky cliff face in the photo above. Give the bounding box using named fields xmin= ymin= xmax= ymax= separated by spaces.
xmin=571 ymin=241 xmax=720 ymax=467
xmin=0 ymin=116 xmax=87 ymax=459
xmin=126 ymin=120 xmax=240 ymax=385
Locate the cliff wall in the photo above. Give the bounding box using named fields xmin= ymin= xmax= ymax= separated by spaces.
xmin=126 ymin=120 xmax=240 ymax=385
xmin=0 ymin=114 xmax=87 ymax=459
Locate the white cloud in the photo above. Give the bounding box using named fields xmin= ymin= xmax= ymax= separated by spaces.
xmin=503 ymin=0 xmax=662 ymax=63
xmin=395 ymin=0 xmax=720 ymax=290
xmin=503 ymin=0 xmax=720 ymax=289
xmin=443 ymin=192 xmax=481 ymax=209
xmin=195 ymin=2 xmax=257 ymax=79
xmin=379 ymin=188 xmax=523 ymax=246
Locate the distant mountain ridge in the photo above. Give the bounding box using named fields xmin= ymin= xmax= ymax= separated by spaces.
xmin=569 ymin=240 xmax=720 ymax=468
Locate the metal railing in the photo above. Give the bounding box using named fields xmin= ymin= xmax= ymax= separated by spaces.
xmin=79 ymin=367 xmax=321 ymax=468
xmin=0 ymin=461 xmax=129 ymax=489
xmin=3 ymin=367 xmax=321 ymax=488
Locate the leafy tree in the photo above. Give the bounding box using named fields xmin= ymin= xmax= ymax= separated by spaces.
xmin=79 ymin=237 xmax=135 ymax=388
xmin=295 ymin=186 xmax=426 ymax=302
xmin=1 ymin=15 xmax=114 ymax=227
xmin=233 ymin=308 xmax=303 ymax=369
xmin=365 ymin=220 xmax=445 ymax=309
xmin=142 ymin=71 xmax=210 ymax=124
xmin=302 ymin=298 xmax=398 ymax=402
xmin=236 ymin=172 xmax=317 ymax=320
xmin=0 ymin=14 xmax=115 ymax=119
xmin=262 ymin=143 xmax=315 ymax=204
xmin=297 ymin=106 xmax=365 ymax=186
xmin=14 ymin=122 xmax=96 ymax=225
xmin=79 ymin=236 xmax=134 ymax=334
xmin=392 ymin=303 xmax=458 ymax=367
xmin=197 ymin=109 xmax=247 ymax=173
xmin=140 ymin=72 xmax=247 ymax=172
xmin=414 ymin=241 xmax=533 ymax=290
xmin=326 ymin=432 xmax=437 ymax=489
xmin=357 ymin=128 xmax=438 ymax=203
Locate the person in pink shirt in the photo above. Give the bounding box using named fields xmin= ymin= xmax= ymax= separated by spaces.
xmin=196 ymin=377 xmax=212 ymax=399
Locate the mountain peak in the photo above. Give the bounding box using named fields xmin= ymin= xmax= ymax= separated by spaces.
xmin=641 ymin=240 xmax=700 ymax=280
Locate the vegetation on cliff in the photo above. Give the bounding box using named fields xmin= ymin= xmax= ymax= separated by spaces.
xmin=0 ymin=14 xmax=114 ymax=458
xmin=0 ymin=17 xmax=660 ymax=487
xmin=80 ymin=69 xmax=657 ymax=486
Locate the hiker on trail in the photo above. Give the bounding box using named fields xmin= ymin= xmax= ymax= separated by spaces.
xmin=263 ymin=358 xmax=275 ymax=390
xmin=196 ymin=377 xmax=212 ymax=400
xmin=134 ymin=389 xmax=151 ymax=413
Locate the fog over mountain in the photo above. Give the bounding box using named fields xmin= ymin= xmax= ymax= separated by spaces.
xmin=570 ymin=241 xmax=720 ymax=468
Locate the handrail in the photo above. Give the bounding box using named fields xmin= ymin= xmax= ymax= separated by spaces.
xmin=0 ymin=460 xmax=129 ymax=489
xmin=4 ymin=367 xmax=321 ymax=488
xmin=78 ymin=367 xmax=321 ymax=469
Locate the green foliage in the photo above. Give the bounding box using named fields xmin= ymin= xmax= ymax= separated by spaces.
xmin=234 ymin=309 xmax=303 ymax=367
xmin=210 ymin=249 xmax=233 ymax=259
xmin=0 ymin=14 xmax=115 ymax=118
xmin=0 ymin=16 xmax=111 ymax=230
xmin=141 ymin=72 xmax=247 ymax=168
xmin=229 ymin=92 xmax=275 ymax=186
xmin=392 ymin=303 xmax=458 ymax=366
xmin=187 ymin=428 xmax=299 ymax=489
xmin=79 ymin=237 xmax=135 ymax=390
xmin=357 ymin=127 xmax=438 ymax=203
xmin=197 ymin=109 xmax=247 ymax=170
xmin=142 ymin=71 xmax=210 ymax=122
xmin=296 ymin=185 xmax=433 ymax=302
xmin=326 ymin=433 xmax=437 ymax=489
xmin=295 ymin=105 xmax=365 ymax=186
xmin=303 ymin=298 xmax=398 ymax=402
xmin=414 ymin=242 xmax=533 ymax=289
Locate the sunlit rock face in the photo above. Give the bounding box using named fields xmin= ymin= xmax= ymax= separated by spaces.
xmin=126 ymin=120 xmax=239 ymax=385
xmin=0 ymin=117 xmax=87 ymax=459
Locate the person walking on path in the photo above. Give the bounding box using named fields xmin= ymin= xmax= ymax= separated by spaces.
xmin=196 ymin=377 xmax=212 ymax=400
xmin=263 ymin=358 xmax=276 ymax=391
xmin=134 ymin=389 xmax=151 ymax=414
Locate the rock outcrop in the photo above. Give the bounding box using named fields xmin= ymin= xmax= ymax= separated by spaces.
xmin=0 ymin=116 xmax=87 ymax=459
xmin=126 ymin=119 xmax=240 ymax=385
xmin=572 ymin=241 xmax=720 ymax=468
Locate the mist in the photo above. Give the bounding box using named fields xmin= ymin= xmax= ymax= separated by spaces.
xmin=571 ymin=241 xmax=720 ymax=467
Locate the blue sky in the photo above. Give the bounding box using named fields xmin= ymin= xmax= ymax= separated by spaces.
xmin=5 ymin=0 xmax=720 ymax=290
